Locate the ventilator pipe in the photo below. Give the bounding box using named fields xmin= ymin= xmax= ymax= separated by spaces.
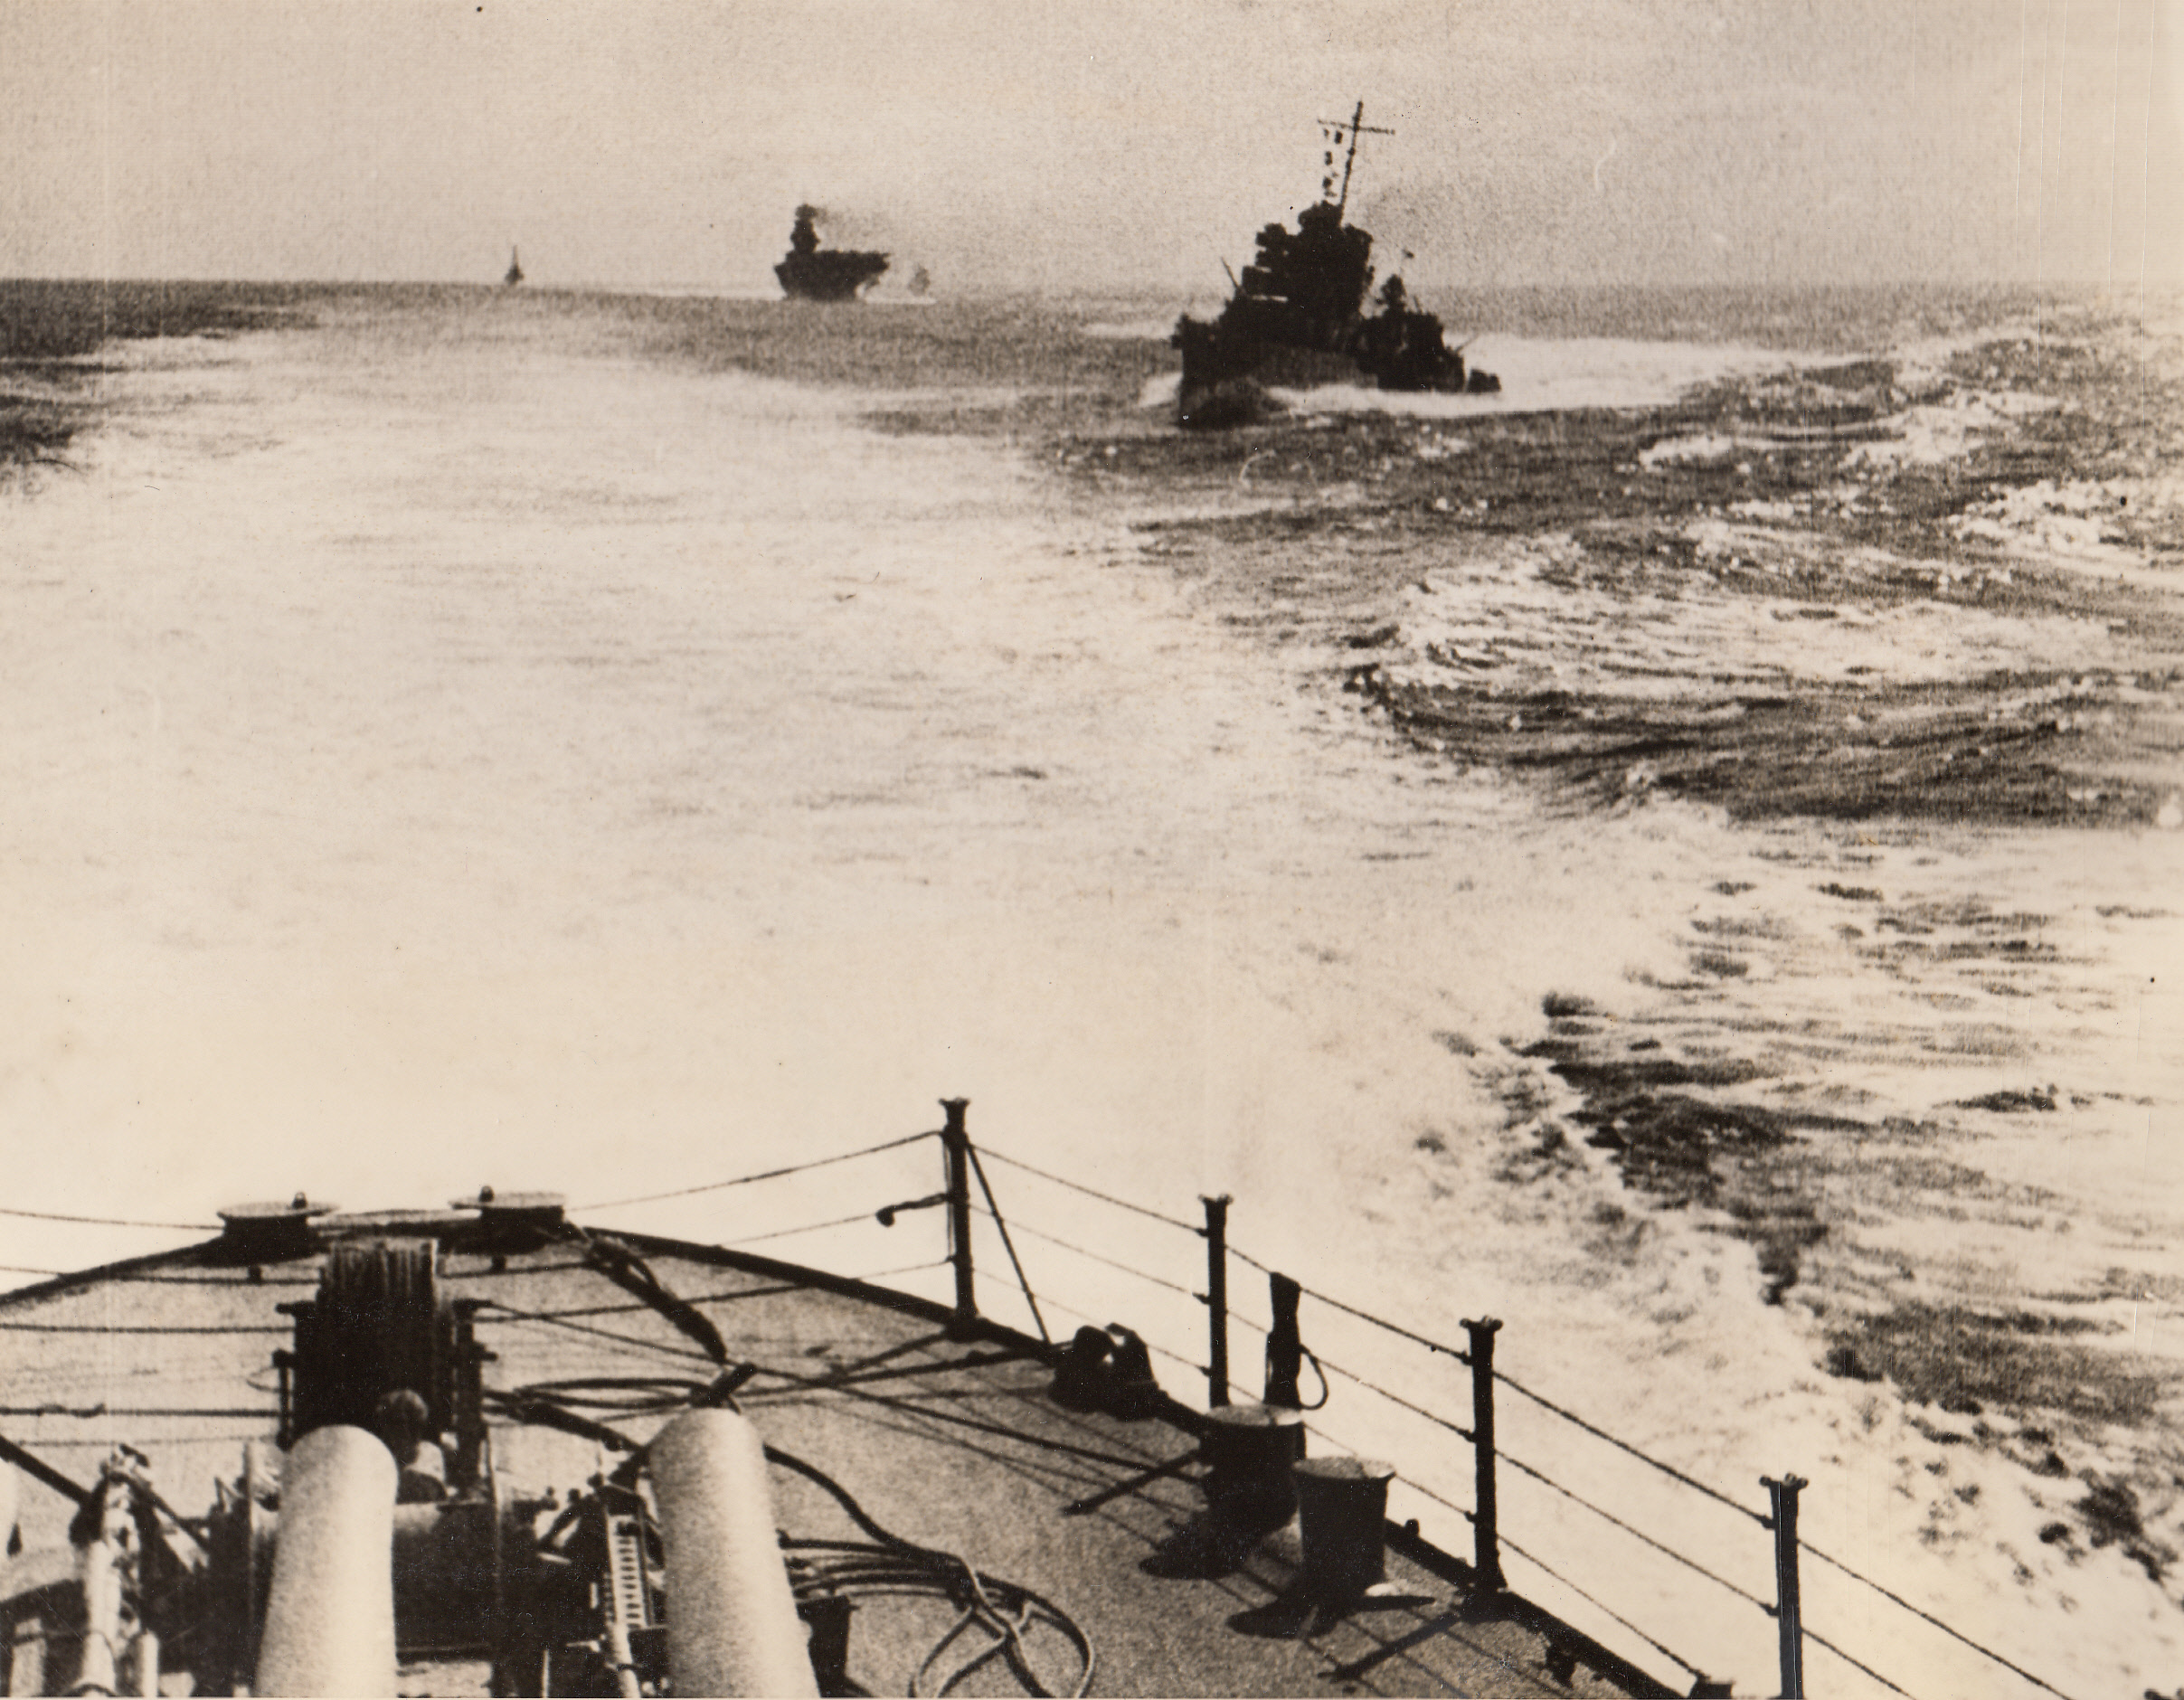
xmin=254 ymin=1425 xmax=398 ymax=1699
xmin=650 ymin=1409 xmax=818 ymax=1698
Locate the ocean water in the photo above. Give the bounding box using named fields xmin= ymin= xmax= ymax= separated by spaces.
xmin=1 ymin=282 xmax=2178 ymax=1695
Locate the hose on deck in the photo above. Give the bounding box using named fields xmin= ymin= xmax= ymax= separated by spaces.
xmin=487 ymin=1367 xmax=1095 ymax=1695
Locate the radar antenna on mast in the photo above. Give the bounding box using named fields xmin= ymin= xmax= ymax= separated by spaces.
xmin=1315 ymin=99 xmax=1395 ymax=217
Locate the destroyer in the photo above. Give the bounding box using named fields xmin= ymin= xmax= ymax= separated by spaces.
xmin=1172 ymin=102 xmax=1499 ymax=429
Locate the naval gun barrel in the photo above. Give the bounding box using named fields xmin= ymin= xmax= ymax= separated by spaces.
xmin=651 ymin=1409 xmax=818 ymax=1697
xmin=253 ymin=1426 xmax=398 ymax=1698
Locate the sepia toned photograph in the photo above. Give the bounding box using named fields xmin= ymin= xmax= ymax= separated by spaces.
xmin=0 ymin=2 xmax=2178 ymax=1693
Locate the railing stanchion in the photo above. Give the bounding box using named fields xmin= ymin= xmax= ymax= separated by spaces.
xmin=1201 ymin=1195 xmax=1232 ymax=1406
xmin=1266 ymin=1273 xmax=1303 ymax=1408
xmin=1763 ymin=1474 xmax=1807 ymax=1700
xmin=941 ymin=1099 xmax=975 ymax=1331
xmin=1464 ymin=1317 xmax=1506 ymax=1595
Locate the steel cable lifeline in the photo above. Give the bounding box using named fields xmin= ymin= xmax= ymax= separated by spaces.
xmin=1228 ymin=1241 xmax=1472 ymax=1362
xmin=1379 ymin=1469 xmax=1473 ymax=1526
xmin=1491 ymin=1369 xmax=1768 ymax=1525
xmin=1284 ymin=1389 xmax=1712 ymax=1677
xmin=1224 ymin=1207 xmax=2063 ymax=1699
xmin=1226 ymin=1238 xmax=1767 ymax=1526
xmin=1 ymin=1129 xmax=2078 ymax=1700
xmin=971 ymin=1207 xmax=1199 ymax=1300
xmin=575 ymin=1128 xmax=938 ymax=1212
xmin=1073 ymin=1190 xmax=1788 ymax=1643
xmin=1793 ymin=1541 xmax=2081 ymax=1700
xmin=0 ymin=1204 xmax=217 ymax=1230
xmin=717 ymin=1209 xmax=884 ymax=1249
xmin=1304 ymin=1348 xmax=1474 ymax=1441
xmin=1797 ymin=1628 xmax=1920 ymax=1700
xmin=1495 ymin=1449 xmax=1772 ymax=1611
xmin=1226 ymin=1219 xmax=1946 ymax=1699
xmin=843 ymin=1256 xmax=953 ymax=1286
xmin=1497 ymin=1531 xmax=1709 ymax=1682
xmin=1290 ymin=1409 xmax=1473 ymax=1525
xmin=1231 ymin=1246 xmax=1769 ymax=1521
xmin=972 ymin=1146 xmax=1204 ymax=1235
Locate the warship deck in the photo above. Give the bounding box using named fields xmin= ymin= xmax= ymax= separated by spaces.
xmin=0 ymin=1222 xmax=1669 ymax=1696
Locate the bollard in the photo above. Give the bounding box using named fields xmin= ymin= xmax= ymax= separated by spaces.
xmin=1464 ymin=1318 xmax=1506 ymax=1595
xmin=1199 ymin=1402 xmax=1305 ymax=1530
xmin=1202 ymin=1195 xmax=1232 ymax=1407
xmin=1050 ymin=1326 xmax=1115 ymax=1410
xmin=1763 ymin=1474 xmax=1807 ymax=1700
xmin=1104 ymin=1326 xmax=1164 ymax=1419
xmin=651 ymin=1409 xmax=819 ymax=1697
xmin=941 ymin=1100 xmax=975 ymax=1330
xmin=1295 ymin=1456 xmax=1397 ymax=1601
xmin=1149 ymin=1401 xmax=1304 ymax=1576
xmin=1265 ymin=1273 xmax=1304 ymax=1409
xmin=1051 ymin=1325 xmax=1160 ymax=1419
xmin=254 ymin=1425 xmax=399 ymax=1699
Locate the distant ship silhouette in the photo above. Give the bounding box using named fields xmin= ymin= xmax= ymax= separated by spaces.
xmin=775 ymin=205 xmax=887 ymax=302
xmin=504 ymin=247 xmax=525 ymax=288
xmin=1171 ymin=101 xmax=1496 ymax=428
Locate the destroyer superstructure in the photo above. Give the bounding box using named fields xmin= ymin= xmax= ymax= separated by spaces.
xmin=1171 ymin=102 xmax=1498 ymax=427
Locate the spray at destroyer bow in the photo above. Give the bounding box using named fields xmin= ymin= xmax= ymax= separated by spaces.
xmin=1171 ymin=100 xmax=1499 ymax=428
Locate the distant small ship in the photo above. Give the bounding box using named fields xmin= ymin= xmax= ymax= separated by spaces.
xmin=775 ymin=204 xmax=888 ymax=302
xmin=504 ymin=247 xmax=525 ymax=288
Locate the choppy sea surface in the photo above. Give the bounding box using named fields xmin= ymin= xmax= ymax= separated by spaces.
xmin=2 ymin=280 xmax=2179 ymax=1696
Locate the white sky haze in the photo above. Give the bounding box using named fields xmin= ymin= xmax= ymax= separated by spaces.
xmin=0 ymin=1 xmax=2177 ymax=293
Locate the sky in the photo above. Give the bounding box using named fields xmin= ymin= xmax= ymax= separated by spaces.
xmin=0 ymin=0 xmax=2178 ymax=293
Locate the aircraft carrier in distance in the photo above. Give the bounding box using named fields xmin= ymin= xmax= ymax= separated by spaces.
xmin=775 ymin=204 xmax=889 ymax=302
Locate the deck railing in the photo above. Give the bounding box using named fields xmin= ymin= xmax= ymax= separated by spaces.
xmin=0 ymin=1101 xmax=2094 ymax=1700
xmin=736 ymin=1100 xmax=2085 ymax=1700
